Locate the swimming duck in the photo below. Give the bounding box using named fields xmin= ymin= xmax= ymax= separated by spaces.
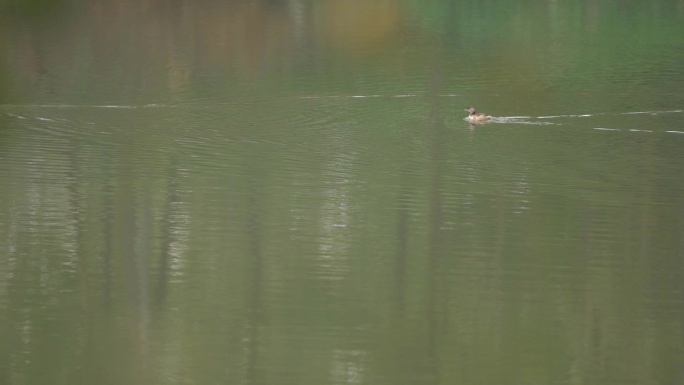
xmin=464 ymin=106 xmax=491 ymax=122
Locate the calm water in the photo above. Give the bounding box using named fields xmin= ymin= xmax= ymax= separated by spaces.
xmin=1 ymin=1 xmax=684 ymax=384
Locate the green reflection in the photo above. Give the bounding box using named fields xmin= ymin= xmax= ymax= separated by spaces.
xmin=1 ymin=1 xmax=683 ymax=385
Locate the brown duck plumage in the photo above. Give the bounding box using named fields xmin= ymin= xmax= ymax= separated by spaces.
xmin=464 ymin=106 xmax=491 ymax=122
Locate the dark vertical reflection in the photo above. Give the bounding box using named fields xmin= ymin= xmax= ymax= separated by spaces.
xmin=117 ymin=147 xmax=150 ymax=385
xmin=394 ymin=194 xmax=409 ymax=314
xmin=245 ymin=186 xmax=264 ymax=385
xmin=425 ymin=64 xmax=447 ymax=385
xmin=136 ymin=193 xmax=153 ymax=354
xmin=65 ymin=136 xmax=87 ymax=379
xmin=102 ymin=160 xmax=114 ymax=309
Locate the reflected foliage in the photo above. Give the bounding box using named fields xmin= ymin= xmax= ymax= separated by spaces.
xmin=1 ymin=1 xmax=684 ymax=385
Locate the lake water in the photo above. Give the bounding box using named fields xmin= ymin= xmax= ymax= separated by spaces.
xmin=1 ymin=1 xmax=684 ymax=384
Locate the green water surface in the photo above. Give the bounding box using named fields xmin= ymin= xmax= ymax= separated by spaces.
xmin=1 ymin=1 xmax=683 ymax=384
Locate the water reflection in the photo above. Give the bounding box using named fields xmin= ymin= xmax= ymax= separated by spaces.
xmin=3 ymin=0 xmax=682 ymax=108
xmin=1 ymin=1 xmax=684 ymax=385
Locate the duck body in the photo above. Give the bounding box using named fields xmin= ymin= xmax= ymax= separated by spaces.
xmin=464 ymin=106 xmax=491 ymax=122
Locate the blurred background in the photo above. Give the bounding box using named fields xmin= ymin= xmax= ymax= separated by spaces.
xmin=1 ymin=1 xmax=683 ymax=385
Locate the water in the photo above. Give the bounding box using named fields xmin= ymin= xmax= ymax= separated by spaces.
xmin=1 ymin=1 xmax=684 ymax=384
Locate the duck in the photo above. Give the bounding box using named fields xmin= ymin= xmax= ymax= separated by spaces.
xmin=464 ymin=106 xmax=491 ymax=122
